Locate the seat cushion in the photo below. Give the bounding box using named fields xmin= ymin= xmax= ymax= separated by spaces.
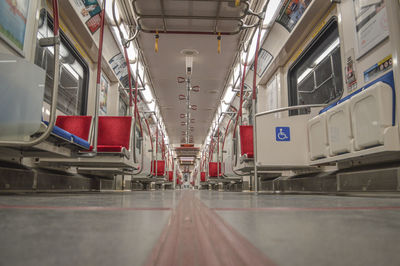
xmin=97 ymin=145 xmax=123 ymax=153
xmin=43 ymin=121 xmax=73 ymax=141
xmin=71 ymin=135 xmax=91 ymax=149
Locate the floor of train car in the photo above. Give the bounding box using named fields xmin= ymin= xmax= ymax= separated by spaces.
xmin=1 ymin=191 xmax=400 ymax=266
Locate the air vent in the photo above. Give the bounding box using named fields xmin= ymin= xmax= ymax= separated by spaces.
xmin=180 ymin=49 xmax=199 ymax=56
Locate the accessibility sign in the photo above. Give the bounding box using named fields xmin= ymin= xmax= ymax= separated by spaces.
xmin=276 ymin=127 xmax=290 ymax=142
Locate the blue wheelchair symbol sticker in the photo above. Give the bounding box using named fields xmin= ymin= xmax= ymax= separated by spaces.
xmin=276 ymin=127 xmax=290 ymax=142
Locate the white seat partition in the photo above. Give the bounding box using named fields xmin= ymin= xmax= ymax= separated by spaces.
xmin=0 ymin=53 xmax=45 ymax=140
xmin=308 ymin=113 xmax=328 ymax=160
xmin=351 ymin=82 xmax=393 ymax=150
xmin=308 ymin=71 xmax=399 ymax=165
xmin=326 ymin=100 xmax=352 ymax=156
xmin=256 ymin=105 xmax=325 ymax=170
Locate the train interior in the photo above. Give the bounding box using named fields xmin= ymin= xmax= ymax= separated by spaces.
xmin=1 ymin=0 xmax=400 ymax=265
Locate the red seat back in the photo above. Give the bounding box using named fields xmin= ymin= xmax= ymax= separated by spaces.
xmin=239 ymin=125 xmax=254 ymax=158
xmin=151 ymin=160 xmax=165 ymax=176
xmin=209 ymin=162 xmax=222 ymax=177
xmin=200 ymin=172 xmax=206 ymax=182
xmin=168 ymin=171 xmax=173 ymax=181
xmin=56 ymin=116 xmax=92 ymax=141
xmin=98 ymin=116 xmax=132 ymax=149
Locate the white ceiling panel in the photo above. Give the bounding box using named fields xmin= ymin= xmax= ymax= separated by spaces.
xmin=139 ymin=32 xmax=239 ymax=144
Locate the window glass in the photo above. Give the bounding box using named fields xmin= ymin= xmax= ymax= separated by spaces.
xmin=34 ymin=11 xmax=88 ymax=115
xmin=288 ymin=19 xmax=343 ymax=110
xmin=118 ymin=85 xmax=128 ymax=116
xmin=118 ymin=97 xmax=128 ymax=116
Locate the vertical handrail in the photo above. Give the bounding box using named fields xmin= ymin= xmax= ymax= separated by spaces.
xmin=155 ymin=124 xmax=158 ymax=177
xmin=132 ymin=58 xmax=140 ymax=162
xmin=252 ymin=24 xmax=262 ymax=194
xmin=92 ymin=0 xmax=106 ymax=153
xmin=0 ymin=0 xmax=61 ymax=147
xmin=217 ymin=127 xmax=220 ymax=178
xmin=122 ymin=46 xmax=136 ymax=162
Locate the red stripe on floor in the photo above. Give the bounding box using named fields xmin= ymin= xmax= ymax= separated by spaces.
xmin=212 ymin=206 xmax=400 ymax=212
xmin=0 ymin=205 xmax=171 ymax=211
xmin=145 ymin=191 xmax=276 ymax=266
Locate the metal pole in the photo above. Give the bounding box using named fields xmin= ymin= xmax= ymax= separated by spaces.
xmin=217 ymin=127 xmax=220 ymax=179
xmin=92 ymin=1 xmax=106 ymax=153
xmin=252 ymin=23 xmax=262 ymax=194
xmin=186 ymin=78 xmax=191 ymax=143
xmin=173 ymin=159 xmax=176 ymax=190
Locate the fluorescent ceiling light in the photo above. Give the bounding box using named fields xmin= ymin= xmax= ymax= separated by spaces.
xmin=127 ymin=46 xmax=137 ymax=62
xmin=180 ymin=157 xmax=194 ymax=161
xmin=142 ymin=84 xmax=153 ymax=102
xmin=120 ymin=24 xmax=129 ymax=40
xmin=222 ymin=86 xmax=236 ymax=104
xmin=147 ymin=101 xmax=156 ymax=111
xmin=104 ymin=0 xmax=120 ymax=22
xmin=221 ymin=101 xmax=229 ymax=113
xmin=246 ymin=29 xmax=267 ymax=64
xmin=314 ymin=38 xmax=340 ymax=66
xmin=263 ymin=0 xmax=283 ymax=27
xmin=233 ymin=63 xmax=240 ymax=82
xmin=132 ymin=61 xmax=145 ymax=79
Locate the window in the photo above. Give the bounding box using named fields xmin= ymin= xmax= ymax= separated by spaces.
xmin=288 ymin=18 xmax=343 ymax=112
xmin=34 ymin=11 xmax=89 ymax=115
xmin=118 ymin=86 xmax=128 ymax=116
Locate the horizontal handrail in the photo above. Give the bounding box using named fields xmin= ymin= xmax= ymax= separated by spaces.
xmin=255 ymin=104 xmax=327 ymax=118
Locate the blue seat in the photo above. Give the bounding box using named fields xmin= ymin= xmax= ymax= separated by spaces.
xmin=71 ymin=135 xmax=90 ymax=149
xmin=43 ymin=117 xmax=92 ymax=149
xmin=43 ymin=121 xmax=73 ymax=142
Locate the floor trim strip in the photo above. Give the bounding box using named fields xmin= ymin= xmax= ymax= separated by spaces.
xmin=145 ymin=191 xmax=276 ymax=266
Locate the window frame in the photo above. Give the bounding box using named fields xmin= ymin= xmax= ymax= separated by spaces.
xmin=287 ymin=17 xmax=343 ymax=112
xmin=41 ymin=12 xmax=89 ymax=115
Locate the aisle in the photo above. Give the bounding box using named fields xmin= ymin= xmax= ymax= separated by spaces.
xmin=1 ymin=191 xmax=400 ymax=266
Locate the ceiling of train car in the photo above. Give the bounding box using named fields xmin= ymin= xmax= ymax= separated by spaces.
xmin=139 ymin=33 xmax=239 ymax=145
xmin=132 ymin=0 xmax=245 ymax=145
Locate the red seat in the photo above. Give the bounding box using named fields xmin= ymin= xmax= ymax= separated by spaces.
xmin=200 ymin=172 xmax=206 ymax=182
xmin=168 ymin=171 xmax=173 ymax=181
xmin=151 ymin=160 xmax=165 ymax=176
xmin=56 ymin=116 xmax=92 ymax=141
xmin=97 ymin=116 xmax=132 ymax=152
xmin=209 ymin=162 xmax=222 ymax=177
xmin=240 ymin=125 xmax=254 ymax=158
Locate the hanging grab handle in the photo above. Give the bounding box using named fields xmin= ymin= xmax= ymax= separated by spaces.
xmin=155 ymin=30 xmax=159 ymax=52
xmin=217 ymin=32 xmax=221 ymax=54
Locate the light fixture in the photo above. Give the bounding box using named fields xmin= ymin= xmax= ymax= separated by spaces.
xmin=263 ymin=0 xmax=283 ymax=27
xmin=104 ymin=0 xmax=120 ymax=23
xmin=142 ymin=84 xmax=153 ymax=102
xmin=246 ymin=28 xmax=267 ymax=64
